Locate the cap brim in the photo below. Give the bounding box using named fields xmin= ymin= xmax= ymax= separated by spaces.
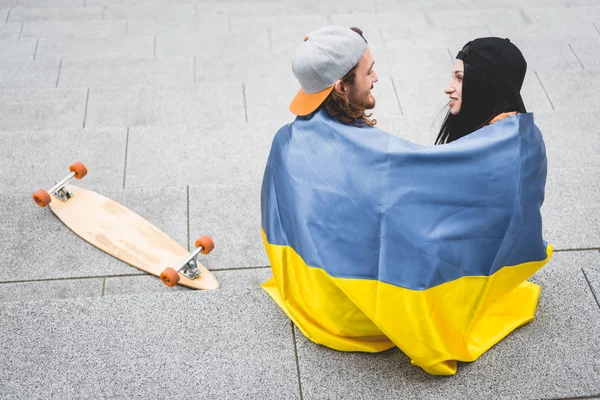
xmin=289 ymin=86 xmax=334 ymax=116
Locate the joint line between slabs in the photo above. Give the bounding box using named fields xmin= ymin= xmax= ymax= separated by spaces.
xmin=390 ymin=77 xmax=403 ymax=116
xmin=291 ymin=323 xmax=305 ymax=400
xmin=534 ymin=71 xmax=554 ymax=110
xmin=582 ymin=269 xmax=600 ymax=312
xmin=568 ymin=43 xmax=585 ymax=69
xmin=123 ymin=127 xmax=130 ymax=189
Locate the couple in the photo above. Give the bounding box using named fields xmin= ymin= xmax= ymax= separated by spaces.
xmin=260 ymin=25 xmax=552 ymax=375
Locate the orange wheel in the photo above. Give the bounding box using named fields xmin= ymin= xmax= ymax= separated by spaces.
xmin=69 ymin=161 xmax=88 ymax=179
xmin=160 ymin=267 xmax=180 ymax=287
xmin=32 ymin=189 xmax=51 ymax=207
xmin=195 ymin=235 xmax=214 ymax=255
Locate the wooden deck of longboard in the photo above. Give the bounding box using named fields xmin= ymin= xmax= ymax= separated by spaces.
xmin=48 ymin=184 xmax=219 ymax=290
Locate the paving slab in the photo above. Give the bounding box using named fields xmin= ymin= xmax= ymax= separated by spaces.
xmin=104 ymin=275 xmax=191 ymax=296
xmin=537 ymin=69 xmax=600 ymax=111
xmin=382 ymin=26 xmax=491 ymax=54
xmin=428 ymin=8 xmax=528 ymax=29
xmin=570 ymin=39 xmax=600 ymax=71
xmin=103 ymin=3 xmax=197 ymax=22
xmin=156 ymin=31 xmax=270 ymax=59
xmin=1 ymin=0 xmax=84 ymax=7
xmin=36 ymin=36 xmax=153 ymax=60
xmin=583 ymin=253 xmax=600 ymax=307
xmin=196 ymin=1 xmax=288 ymax=17
xmin=0 ymin=38 xmax=36 ymax=62
xmin=188 ymin=183 xmax=268 ymax=270
xmin=127 ymin=17 xmax=229 ymax=36
xmin=0 ymin=185 xmax=190 ymax=283
xmin=543 ymin=166 xmax=600 ymax=250
xmin=523 ymin=5 xmax=600 ymax=24
xmin=375 ymin=47 xmax=453 ymax=78
xmin=0 ymin=278 xmax=103 ymax=303
xmin=332 ymin=12 xmax=429 ymax=35
xmin=105 ymin=268 xmax=272 ymax=296
xmin=287 ymin=0 xmax=381 ymax=15
xmin=58 ymin=57 xmax=194 ymax=88
xmin=212 ymin=267 xmax=272 ymax=289
xmin=0 ymin=289 xmax=301 ymax=399
xmin=0 ymin=88 xmax=86 ymax=130
xmin=85 ymin=83 xmax=245 ymax=128
xmin=0 ymin=127 xmax=126 ymax=192
xmin=7 ymin=6 xmax=103 ymax=22
xmin=125 ymin=121 xmax=272 ymax=187
xmin=244 ymin=78 xmax=298 ymax=126
xmin=230 ymin=14 xmax=328 ymax=37
xmin=391 ymin=74 xmax=452 ymax=117
xmin=488 ymin=19 xmax=600 ymax=43
xmin=0 ymin=58 xmax=60 ymax=88
xmin=0 ymin=22 xmax=21 ymax=39
xmin=294 ymin=251 xmax=600 ymax=399
xmin=20 ymin=20 xmax=126 ymax=39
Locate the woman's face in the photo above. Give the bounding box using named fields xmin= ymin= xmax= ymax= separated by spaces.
xmin=445 ymin=59 xmax=464 ymax=115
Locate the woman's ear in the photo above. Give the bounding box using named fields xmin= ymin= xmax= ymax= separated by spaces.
xmin=334 ymin=79 xmax=346 ymax=94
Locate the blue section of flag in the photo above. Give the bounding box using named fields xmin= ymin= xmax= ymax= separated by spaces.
xmin=261 ymin=109 xmax=548 ymax=290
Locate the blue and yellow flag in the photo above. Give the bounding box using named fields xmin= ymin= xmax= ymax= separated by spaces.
xmin=261 ymin=109 xmax=552 ymax=375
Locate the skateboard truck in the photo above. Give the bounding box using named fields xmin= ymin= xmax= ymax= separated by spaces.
xmin=160 ymin=235 xmax=215 ymax=287
xmin=32 ymin=162 xmax=88 ymax=207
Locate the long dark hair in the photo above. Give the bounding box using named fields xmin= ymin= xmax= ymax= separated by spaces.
xmin=435 ymin=61 xmax=527 ymax=145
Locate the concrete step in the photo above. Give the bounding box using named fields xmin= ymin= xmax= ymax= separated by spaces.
xmin=1 ymin=251 xmax=599 ymax=398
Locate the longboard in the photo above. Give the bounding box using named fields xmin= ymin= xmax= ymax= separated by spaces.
xmin=33 ymin=162 xmax=219 ymax=290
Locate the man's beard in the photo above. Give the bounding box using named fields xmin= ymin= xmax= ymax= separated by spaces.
xmin=348 ymin=87 xmax=376 ymax=111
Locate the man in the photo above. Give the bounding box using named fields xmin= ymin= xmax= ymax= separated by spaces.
xmin=288 ymin=26 xmax=378 ymax=126
xmin=260 ymin=26 xmax=551 ymax=375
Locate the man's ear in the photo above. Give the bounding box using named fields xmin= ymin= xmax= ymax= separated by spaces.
xmin=334 ymin=79 xmax=346 ymax=94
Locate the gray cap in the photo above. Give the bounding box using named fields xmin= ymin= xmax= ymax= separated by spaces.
xmin=289 ymin=25 xmax=367 ymax=116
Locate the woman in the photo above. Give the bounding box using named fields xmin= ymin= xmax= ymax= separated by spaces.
xmin=437 ymin=37 xmax=528 ymax=144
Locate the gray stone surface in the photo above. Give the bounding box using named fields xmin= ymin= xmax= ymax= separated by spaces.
xmin=188 ymin=183 xmax=268 ymax=270
xmin=382 ymin=26 xmax=491 ymax=54
xmin=58 ymin=57 xmax=193 ymax=88
xmin=36 ymin=36 xmax=153 ymax=60
xmin=103 ymin=3 xmax=197 ymax=21
xmin=244 ymin=78 xmax=298 ymax=126
xmin=295 ymin=250 xmax=600 ymax=399
xmin=20 ymin=20 xmax=126 ymax=39
xmin=583 ymin=253 xmax=600 ymax=307
xmin=7 ymin=6 xmax=104 ymax=22
xmin=392 ymin=74 xmax=452 ymax=117
xmin=156 ymin=31 xmax=270 ymax=59
xmin=376 ymin=47 xmax=453 ymax=78
xmin=105 ymin=268 xmax=272 ymax=295
xmin=124 ymin=122 xmax=272 ymax=187
xmin=0 ymin=59 xmax=60 ymax=88
xmin=0 ymin=22 xmax=21 ymax=39
xmin=212 ymin=268 xmax=272 ymax=289
xmin=0 ymin=127 xmax=126 ymax=192
xmin=128 ymin=17 xmax=229 ymax=36
xmin=570 ymin=39 xmax=600 ymax=71
xmin=0 ymin=38 xmax=36 ymax=62
xmin=537 ymin=69 xmax=600 ymax=111
xmin=0 ymin=289 xmax=301 ymax=399
xmin=543 ymin=166 xmax=600 ymax=250
xmin=0 ymin=88 xmax=86 ymax=130
xmin=0 ymin=278 xmax=103 ymax=303
xmin=85 ymin=84 xmax=245 ymax=128
xmin=104 ymin=275 xmax=192 ymax=296
xmin=428 ymin=8 xmax=528 ymax=28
